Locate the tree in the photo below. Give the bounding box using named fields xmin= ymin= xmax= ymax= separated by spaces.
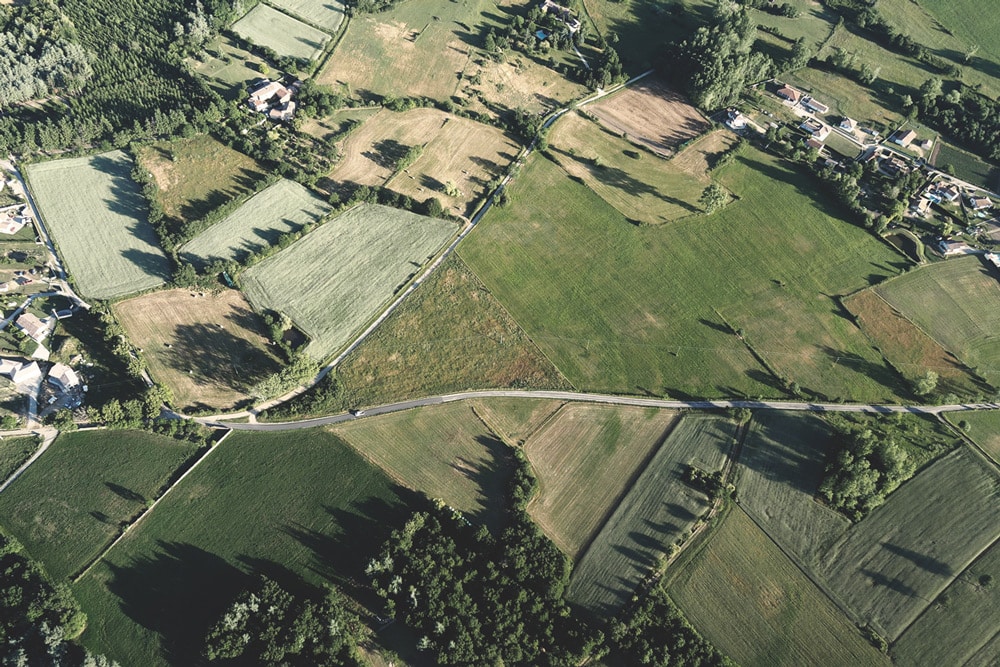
xmin=914 ymin=370 xmax=938 ymax=396
xmin=699 ymin=184 xmax=727 ymax=214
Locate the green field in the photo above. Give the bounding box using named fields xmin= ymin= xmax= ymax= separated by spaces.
xmin=192 ymin=35 xmax=278 ymax=99
xmin=24 ymin=151 xmax=172 ymax=299
xmin=178 ymin=179 xmax=331 ymax=269
xmin=232 ymin=4 xmax=331 ymax=62
xmin=567 ymin=414 xmax=733 ymax=616
xmin=331 ymin=401 xmax=514 ymax=530
xmin=668 ymin=507 xmax=891 ymax=667
xmin=73 ymin=429 xmax=416 ymax=666
xmin=240 ymin=203 xmax=457 ymax=361
xmin=271 ymin=0 xmax=345 ymax=33
xmin=582 ymin=0 xmax=713 ymax=69
xmin=949 ymin=410 xmax=1000 ymax=464
xmin=0 ymin=430 xmax=199 ymax=581
xmin=875 ymin=256 xmax=1000 ymax=387
xmin=0 ymin=435 xmax=39 ymax=484
xmin=933 ymin=141 xmax=999 ymax=191
xmin=460 ymin=147 xmax=907 ymax=402
xmin=921 ymin=0 xmax=1000 ymax=73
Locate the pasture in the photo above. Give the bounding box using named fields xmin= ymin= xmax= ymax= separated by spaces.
xmin=667 ymin=508 xmax=891 ymax=667
xmin=585 ymin=77 xmax=708 ymax=158
xmin=114 ymin=289 xmax=283 ymax=412
xmin=548 ymin=113 xmax=730 ymax=224
xmin=0 ymin=430 xmax=199 ymax=581
xmin=271 ymin=0 xmax=345 ymax=33
xmin=240 ymin=203 xmax=457 ymax=361
xmin=0 ymin=435 xmax=39 ymax=484
xmin=921 ymin=0 xmax=1000 ymax=74
xmin=178 ymin=179 xmax=331 ymax=269
xmin=567 ymin=415 xmax=734 ymax=616
xmin=949 ymin=409 xmax=1000 ymax=464
xmin=24 ymin=151 xmax=171 ymax=299
xmin=231 ymin=4 xmax=331 ymax=62
xmin=72 ymin=429 xmax=416 ymax=666
xmin=459 ymin=53 xmax=588 ymax=117
xmin=524 ymin=404 xmax=677 ymax=558
xmin=875 ymin=256 xmax=1000 ymax=387
xmin=331 ymin=401 xmax=514 ymax=530
xmin=335 ymin=255 xmax=569 ymax=410
xmin=460 ymin=147 xmax=908 ymax=402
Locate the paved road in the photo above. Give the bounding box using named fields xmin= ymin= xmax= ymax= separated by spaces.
xmin=198 ymin=389 xmax=1000 ymax=431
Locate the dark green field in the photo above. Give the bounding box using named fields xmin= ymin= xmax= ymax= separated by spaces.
xmin=0 ymin=435 xmax=39 ymax=484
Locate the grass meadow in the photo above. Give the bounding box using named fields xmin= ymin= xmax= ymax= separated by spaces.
xmin=567 ymin=415 xmax=733 ymax=616
xmin=0 ymin=430 xmax=199 ymax=581
xmin=179 ymin=179 xmax=331 ymax=269
xmin=948 ymin=409 xmax=1000 ymax=464
xmin=73 ymin=429 xmax=417 ymax=666
xmin=231 ymin=4 xmax=331 ymax=62
xmin=191 ymin=35 xmax=277 ymax=99
xmin=667 ymin=508 xmax=891 ymax=667
xmin=460 ymin=147 xmax=908 ymax=402
xmin=24 ymin=151 xmax=172 ymax=299
xmin=524 ymin=404 xmax=677 ymax=558
xmin=240 ymin=203 xmax=457 ymax=361
xmin=581 ymin=0 xmax=714 ymax=69
xmin=0 ymin=435 xmax=39 ymax=484
xmin=271 ymin=0 xmax=345 ymax=33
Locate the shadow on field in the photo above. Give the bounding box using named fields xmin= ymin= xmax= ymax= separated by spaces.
xmin=737 ymin=412 xmax=834 ymax=495
xmin=881 ymin=542 xmax=954 ymax=577
xmin=121 ymin=248 xmax=171 ymax=280
xmin=861 ymin=568 xmax=919 ymax=598
xmin=163 ymin=319 xmax=280 ymax=396
xmin=451 ymin=434 xmax=515 ymax=531
xmin=817 ymin=345 xmax=904 ymax=397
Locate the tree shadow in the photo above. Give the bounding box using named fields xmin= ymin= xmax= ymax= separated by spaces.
xmin=881 ymin=542 xmax=954 ymax=577
xmin=105 ymin=482 xmax=145 ymax=503
xmin=120 ymin=248 xmax=172 ymax=282
xmin=861 ymin=568 xmax=919 ymax=598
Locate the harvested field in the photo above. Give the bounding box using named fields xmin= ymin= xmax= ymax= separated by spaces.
xmin=949 ymin=409 xmax=1000 ymax=465
xmin=114 ymin=289 xmax=282 ymax=412
xmin=586 ymin=77 xmax=708 ymax=157
xmin=567 ymin=415 xmax=734 ymax=616
xmin=178 ymin=179 xmax=331 ymax=269
xmin=240 ymin=203 xmax=457 ymax=361
xmin=668 ymin=508 xmax=891 ymax=667
xmin=24 ymin=151 xmax=171 ymax=299
xmin=232 ymin=4 xmax=330 ymax=61
xmin=524 ymin=404 xmax=678 ymax=558
xmin=470 ymin=397 xmax=563 ymax=446
xmin=271 ymin=0 xmax=345 ymax=33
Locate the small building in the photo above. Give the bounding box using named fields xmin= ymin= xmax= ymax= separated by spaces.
xmin=892 ymin=129 xmax=918 ymax=147
xmin=15 ymin=312 xmax=47 ymax=343
xmin=986 ymin=252 xmax=1000 ymax=269
xmin=0 ymin=358 xmax=19 ymax=377
xmin=268 ymin=101 xmax=296 ymax=122
xmin=937 ymin=240 xmax=975 ymax=256
xmin=919 ymin=139 xmax=933 ymax=151
xmin=725 ymin=109 xmax=747 ymax=130
xmin=878 ymin=155 xmax=910 ymax=178
xmin=776 ymin=85 xmax=801 ymax=103
xmin=799 ymin=119 xmax=830 ymax=140
xmin=802 ymin=97 xmax=829 ymax=114
xmin=968 ymin=195 xmax=993 ymax=211
xmin=47 ymin=362 xmax=80 ymax=391
xmin=839 ymin=117 xmax=856 ymax=132
xmin=804 ymin=137 xmax=825 ymax=150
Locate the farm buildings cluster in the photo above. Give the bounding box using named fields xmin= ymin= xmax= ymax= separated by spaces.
xmin=247 ymin=78 xmax=302 ymax=122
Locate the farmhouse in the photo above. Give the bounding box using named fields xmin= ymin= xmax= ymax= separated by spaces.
xmin=892 ymin=129 xmax=918 ymax=147
xmin=247 ymin=78 xmax=299 ymax=121
xmin=47 ymin=362 xmax=80 ymax=391
xmin=802 ymin=97 xmax=829 ymax=114
xmin=15 ymin=312 xmax=48 ymax=343
xmin=799 ymin=119 xmax=830 ymax=141
xmin=268 ymin=101 xmax=296 ymax=122
xmin=776 ymin=85 xmax=801 ymax=103
xmin=539 ymin=0 xmax=582 ymax=32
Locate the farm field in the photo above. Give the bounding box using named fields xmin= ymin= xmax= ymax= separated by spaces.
xmin=331 ymin=401 xmax=514 ymax=530
xmin=72 ymin=429 xmax=417 ymax=666
xmin=231 ymin=4 xmax=330 ymax=62
xmin=524 ymin=403 xmax=678 ymax=557
xmin=24 ymin=151 xmax=172 ymax=299
xmin=335 ymin=255 xmax=570 ymax=410
xmin=749 ymin=0 xmax=837 ymax=46
xmin=667 ymin=508 xmax=892 ymax=667
xmin=460 ymin=147 xmax=908 ymax=402
xmin=567 ymin=415 xmax=733 ymax=615
xmin=875 ymin=256 xmax=1000 ymax=387
xmin=932 ymin=140 xmax=999 ymax=191
xmin=818 ymin=446 xmax=1000 ymax=640
xmin=240 ymin=203 xmax=457 ymax=361
xmin=921 ymin=0 xmax=1000 ymax=73
xmin=178 ymin=179 xmax=331 ymax=269
xmin=582 ymin=0 xmax=712 ymax=68
xmin=0 ymin=430 xmax=199 ymax=581
xmin=949 ymin=410 xmax=1000 ymax=464
xmin=585 ymin=77 xmax=708 ymax=158
xmin=548 ymin=113 xmax=730 ymax=224
xmin=469 ymin=397 xmax=564 ymax=446
xmin=114 ymin=289 xmax=283 ymax=412
xmin=0 ymin=435 xmax=39 ymax=484
xmin=844 ymin=289 xmax=985 ymax=398
xmin=271 ymin=0 xmax=345 ymax=33
xmin=458 ymin=52 xmax=588 ymax=117
xmin=191 ymin=35 xmax=277 ymax=99
xmin=892 ymin=537 xmax=1000 ymax=666
xmin=135 ymin=134 xmax=267 ymax=230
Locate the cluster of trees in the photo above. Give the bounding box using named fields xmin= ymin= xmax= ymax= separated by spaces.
xmin=257 ymin=373 xmax=343 ymax=421
xmin=204 ymin=577 xmax=363 ymax=665
xmin=913 ymin=78 xmax=1000 ymax=161
xmin=249 ymin=354 xmax=319 ymax=401
xmin=819 ymin=426 xmax=917 ymax=520
xmin=149 ymin=416 xmax=213 ymax=446
xmin=86 ymin=385 xmax=170 ymax=430
xmin=335 ymin=182 xmax=450 ymax=220
xmin=682 ymin=465 xmax=727 ymax=501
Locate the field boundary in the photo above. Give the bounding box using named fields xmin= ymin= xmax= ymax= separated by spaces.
xmin=0 ymin=430 xmax=54 ymax=495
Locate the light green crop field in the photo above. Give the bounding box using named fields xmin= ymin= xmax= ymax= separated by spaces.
xmin=876 ymin=256 xmax=1000 ymax=387
xmin=73 ymin=429 xmax=416 ymax=667
xmin=893 ymin=537 xmax=1000 ymax=666
xmin=567 ymin=415 xmax=733 ymax=616
xmin=24 ymin=151 xmax=172 ymax=299
xmin=0 ymin=435 xmax=39 ymax=484
xmin=667 ymin=508 xmax=891 ymax=667
xmin=524 ymin=404 xmax=678 ymax=558
xmin=178 ymin=179 xmax=331 ymax=269
xmin=232 ymin=4 xmax=330 ymax=61
xmin=240 ymin=203 xmax=457 ymax=361
xmin=819 ymin=446 xmax=1000 ymax=640
xmin=271 ymin=0 xmax=345 ymax=33
xmin=0 ymin=430 xmax=199 ymax=581
xmin=331 ymin=401 xmax=514 ymax=530
xmin=949 ymin=410 xmax=1000 ymax=465
xmin=460 ymin=148 xmax=907 ymax=402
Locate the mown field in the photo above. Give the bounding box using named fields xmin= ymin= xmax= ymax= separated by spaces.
xmin=949 ymin=409 xmax=1000 ymax=464
xmin=567 ymin=414 xmax=733 ymax=616
xmin=667 ymin=507 xmax=892 ymax=667
xmin=875 ymin=256 xmax=1000 ymax=388
xmin=548 ymin=113 xmax=728 ymax=224
xmin=0 ymin=430 xmax=199 ymax=581
xmin=331 ymin=401 xmax=514 ymax=530
xmin=271 ymin=0 xmax=345 ymax=33
xmin=893 ymin=537 xmax=1000 ymax=666
xmin=231 ymin=4 xmax=330 ymax=62
xmin=460 ymin=147 xmax=908 ymax=402
xmin=178 ymin=179 xmax=331 ymax=269
xmin=336 ymin=254 xmax=570 ymax=410
xmin=921 ymin=0 xmax=1000 ymax=72
xmin=524 ymin=404 xmax=677 ymax=557
xmin=786 ymin=67 xmax=901 ymax=132
xmin=73 ymin=429 xmax=417 ymax=666
xmin=114 ymin=289 xmax=283 ymax=412
xmin=0 ymin=435 xmax=39 ymax=484
xmin=241 ymin=203 xmax=457 ymax=361
xmin=24 ymin=151 xmax=172 ymax=299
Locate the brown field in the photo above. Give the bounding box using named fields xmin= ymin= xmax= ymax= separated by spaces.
xmin=586 ymin=77 xmax=708 ymax=157
xmin=114 ymin=289 xmax=282 ymax=412
xmin=470 ymin=398 xmax=564 ymax=446
xmin=524 ymin=404 xmax=678 ymax=558
xmin=458 ymin=54 xmax=589 ymax=117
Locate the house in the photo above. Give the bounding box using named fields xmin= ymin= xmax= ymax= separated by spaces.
xmin=892 ymin=129 xmax=918 ymax=147
xmin=540 ymin=0 xmax=581 ymax=31
xmin=776 ymin=85 xmax=801 ymax=103
xmin=968 ymin=195 xmax=993 ymax=211
xmin=927 ymin=182 xmax=960 ymax=203
xmin=802 ymin=97 xmax=829 ymax=114
xmin=804 ymin=137 xmax=825 ymax=150
xmin=937 ymin=239 xmax=975 ymax=256
xmin=15 ymin=312 xmax=47 ymax=343
xmin=986 ymin=252 xmax=1000 ymax=269
xmin=47 ymin=362 xmax=80 ymax=391
xmin=268 ymin=101 xmax=296 ymax=122
xmin=920 ymin=139 xmax=933 ymax=151
xmin=911 ymin=197 xmax=932 ymax=215
xmin=10 ymin=361 xmax=41 ymax=385
xmin=839 ymin=117 xmax=856 ymax=132
xmin=878 ymin=155 xmax=910 ymax=178
xmin=247 ymin=79 xmax=292 ymax=112
xmin=725 ymin=109 xmax=747 ymax=130
xmin=799 ymin=119 xmax=830 ymax=140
